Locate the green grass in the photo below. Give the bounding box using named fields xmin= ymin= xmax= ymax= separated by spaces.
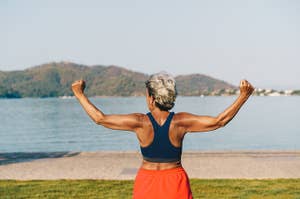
xmin=0 ymin=179 xmax=300 ymax=199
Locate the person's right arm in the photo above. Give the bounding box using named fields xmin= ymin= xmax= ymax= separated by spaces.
xmin=71 ymin=80 xmax=143 ymax=132
xmin=177 ymin=80 xmax=254 ymax=133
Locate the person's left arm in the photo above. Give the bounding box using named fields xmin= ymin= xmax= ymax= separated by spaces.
xmin=176 ymin=80 xmax=254 ymax=133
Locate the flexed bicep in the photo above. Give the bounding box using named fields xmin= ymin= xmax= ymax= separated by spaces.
xmin=177 ymin=112 xmax=223 ymax=133
xmin=97 ymin=113 xmax=144 ymax=132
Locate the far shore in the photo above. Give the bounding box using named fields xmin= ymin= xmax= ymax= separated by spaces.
xmin=1 ymin=94 xmax=300 ymax=100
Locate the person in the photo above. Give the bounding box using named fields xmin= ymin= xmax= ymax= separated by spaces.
xmin=71 ymin=72 xmax=254 ymax=199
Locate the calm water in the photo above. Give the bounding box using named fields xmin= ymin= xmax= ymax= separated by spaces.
xmin=0 ymin=96 xmax=299 ymax=152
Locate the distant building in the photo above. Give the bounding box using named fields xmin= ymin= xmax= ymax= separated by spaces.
xmin=268 ymin=92 xmax=281 ymax=96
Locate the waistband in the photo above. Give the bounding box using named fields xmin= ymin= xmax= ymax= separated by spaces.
xmin=138 ymin=166 xmax=186 ymax=175
xmin=143 ymin=156 xmax=181 ymax=163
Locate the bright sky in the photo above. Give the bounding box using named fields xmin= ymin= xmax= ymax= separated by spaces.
xmin=1 ymin=0 xmax=300 ymax=89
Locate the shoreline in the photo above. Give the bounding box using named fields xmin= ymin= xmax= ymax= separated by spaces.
xmin=1 ymin=95 xmax=300 ymax=100
xmin=1 ymin=150 xmax=300 ymax=180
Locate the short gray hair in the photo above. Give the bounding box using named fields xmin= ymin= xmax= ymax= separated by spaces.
xmin=145 ymin=72 xmax=177 ymax=111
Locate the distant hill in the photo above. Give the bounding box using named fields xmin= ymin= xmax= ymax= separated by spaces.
xmin=175 ymin=74 xmax=236 ymax=96
xmin=0 ymin=62 xmax=236 ymax=98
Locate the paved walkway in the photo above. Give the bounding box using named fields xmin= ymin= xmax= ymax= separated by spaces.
xmin=0 ymin=151 xmax=300 ymax=180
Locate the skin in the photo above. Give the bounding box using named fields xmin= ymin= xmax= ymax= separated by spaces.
xmin=72 ymin=79 xmax=254 ymax=170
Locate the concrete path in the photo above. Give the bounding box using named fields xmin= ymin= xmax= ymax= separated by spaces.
xmin=0 ymin=151 xmax=300 ymax=180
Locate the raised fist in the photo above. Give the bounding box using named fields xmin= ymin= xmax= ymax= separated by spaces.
xmin=239 ymin=80 xmax=254 ymax=97
xmin=72 ymin=80 xmax=86 ymax=96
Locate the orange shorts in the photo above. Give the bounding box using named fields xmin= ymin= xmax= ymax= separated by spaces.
xmin=133 ymin=166 xmax=193 ymax=199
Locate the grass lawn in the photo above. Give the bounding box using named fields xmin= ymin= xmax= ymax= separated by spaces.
xmin=0 ymin=179 xmax=300 ymax=199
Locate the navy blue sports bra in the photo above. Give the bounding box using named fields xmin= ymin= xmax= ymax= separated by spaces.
xmin=140 ymin=112 xmax=182 ymax=163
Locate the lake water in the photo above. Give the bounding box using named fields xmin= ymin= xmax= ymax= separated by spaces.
xmin=0 ymin=96 xmax=299 ymax=152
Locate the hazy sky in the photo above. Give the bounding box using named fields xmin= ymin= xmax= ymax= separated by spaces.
xmin=1 ymin=0 xmax=300 ymax=89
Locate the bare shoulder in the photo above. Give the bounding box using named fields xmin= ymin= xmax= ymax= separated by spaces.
xmin=173 ymin=112 xmax=206 ymax=128
xmin=174 ymin=112 xmax=194 ymax=116
xmin=133 ymin=113 xmax=152 ymax=134
xmin=130 ymin=112 xmax=146 ymax=117
xmin=173 ymin=112 xmax=197 ymax=120
xmin=128 ymin=113 xmax=147 ymax=122
xmin=173 ymin=112 xmax=195 ymax=125
xmin=131 ymin=113 xmax=150 ymax=126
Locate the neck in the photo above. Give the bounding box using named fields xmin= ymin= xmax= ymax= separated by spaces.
xmin=151 ymin=107 xmax=169 ymax=115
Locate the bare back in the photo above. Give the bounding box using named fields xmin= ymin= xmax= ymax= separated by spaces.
xmin=136 ymin=112 xmax=186 ymax=148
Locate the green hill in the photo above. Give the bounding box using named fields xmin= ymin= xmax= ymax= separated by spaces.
xmin=0 ymin=62 xmax=236 ymax=98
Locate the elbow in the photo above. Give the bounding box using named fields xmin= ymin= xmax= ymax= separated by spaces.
xmin=215 ymin=121 xmax=225 ymax=129
xmin=94 ymin=115 xmax=105 ymax=125
xmin=94 ymin=119 xmax=101 ymax=125
xmin=218 ymin=121 xmax=226 ymax=128
xmin=215 ymin=117 xmax=226 ymax=128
